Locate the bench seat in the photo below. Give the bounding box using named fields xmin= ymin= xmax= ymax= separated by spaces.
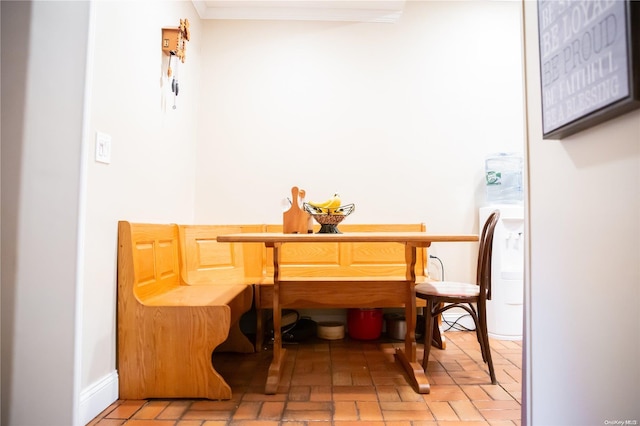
xmin=143 ymin=284 xmax=250 ymax=306
xmin=117 ymin=221 xmax=254 ymax=400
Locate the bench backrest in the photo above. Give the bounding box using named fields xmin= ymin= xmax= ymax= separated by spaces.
xmin=263 ymin=223 xmax=428 ymax=278
xmin=119 ymin=222 xmax=429 ymax=296
xmin=118 ymin=221 xmax=182 ymax=303
xmin=179 ymin=224 xmax=266 ymax=285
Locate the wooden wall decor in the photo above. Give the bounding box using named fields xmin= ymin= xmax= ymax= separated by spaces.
xmin=162 ymin=18 xmax=190 ymax=76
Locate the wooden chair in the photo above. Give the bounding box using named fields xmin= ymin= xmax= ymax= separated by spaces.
xmin=415 ymin=210 xmax=500 ymax=384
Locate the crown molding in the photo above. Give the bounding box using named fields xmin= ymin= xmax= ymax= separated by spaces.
xmin=192 ymin=1 xmax=405 ymax=23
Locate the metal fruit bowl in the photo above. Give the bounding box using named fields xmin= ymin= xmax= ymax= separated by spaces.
xmin=303 ymin=203 xmax=355 ymax=233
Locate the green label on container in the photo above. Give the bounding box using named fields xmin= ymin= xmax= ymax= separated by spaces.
xmin=486 ymin=171 xmax=502 ymax=185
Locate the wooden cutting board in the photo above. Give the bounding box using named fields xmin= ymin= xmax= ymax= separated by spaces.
xmin=283 ymin=186 xmax=312 ymax=234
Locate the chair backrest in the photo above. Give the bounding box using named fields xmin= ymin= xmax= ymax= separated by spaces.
xmin=477 ymin=210 xmax=500 ymax=301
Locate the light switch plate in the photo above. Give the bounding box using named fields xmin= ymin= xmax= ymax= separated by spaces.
xmin=95 ymin=131 xmax=112 ymax=164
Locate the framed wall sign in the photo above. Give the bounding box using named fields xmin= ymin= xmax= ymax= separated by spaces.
xmin=537 ymin=0 xmax=640 ymax=139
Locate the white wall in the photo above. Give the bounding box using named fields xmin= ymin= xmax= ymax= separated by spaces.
xmin=1 ymin=2 xmax=91 ymax=425
xmin=81 ymin=0 xmax=202 ymax=421
xmin=195 ymin=0 xmax=525 ymax=282
xmin=2 ymin=1 xmax=525 ymax=424
xmin=522 ymin=1 xmax=640 ymax=424
xmin=82 ymin=0 xmax=523 ymax=420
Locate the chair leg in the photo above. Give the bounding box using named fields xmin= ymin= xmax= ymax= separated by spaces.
xmin=470 ymin=304 xmax=485 ymax=353
xmin=477 ymin=307 xmax=497 ymax=385
xmin=422 ymin=300 xmax=435 ymax=371
xmin=430 ymin=313 xmax=445 ymax=350
xmin=480 ymin=325 xmax=497 ymax=384
xmin=474 ymin=318 xmax=489 ymax=364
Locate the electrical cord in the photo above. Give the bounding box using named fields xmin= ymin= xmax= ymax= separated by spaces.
xmin=442 ymin=313 xmax=475 ymax=332
xmin=429 ymin=254 xmax=444 ymax=281
xmin=428 ymin=255 xmax=476 ymax=332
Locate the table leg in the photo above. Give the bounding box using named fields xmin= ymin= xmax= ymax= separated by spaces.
xmin=255 ymin=285 xmax=264 ymax=351
xmin=394 ymin=244 xmax=430 ymax=394
xmin=265 ymin=243 xmax=285 ymax=394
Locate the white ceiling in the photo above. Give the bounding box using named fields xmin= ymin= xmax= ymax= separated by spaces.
xmin=191 ymin=0 xmax=406 ymax=22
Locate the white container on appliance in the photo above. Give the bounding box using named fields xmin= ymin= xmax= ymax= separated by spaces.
xmin=485 ymin=153 xmax=523 ymax=205
xmin=479 ymin=205 xmax=524 ymax=340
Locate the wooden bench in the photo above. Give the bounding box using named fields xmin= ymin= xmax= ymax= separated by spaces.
xmin=253 ymin=223 xmax=429 ymax=348
xmin=118 ymin=221 xmax=432 ymax=398
xmin=117 ymin=222 xmax=255 ymax=400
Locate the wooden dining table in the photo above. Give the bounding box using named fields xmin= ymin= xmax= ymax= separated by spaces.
xmin=216 ymin=231 xmax=478 ymax=394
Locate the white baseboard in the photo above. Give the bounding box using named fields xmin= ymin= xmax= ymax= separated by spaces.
xmin=80 ymin=371 xmax=118 ymax=425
